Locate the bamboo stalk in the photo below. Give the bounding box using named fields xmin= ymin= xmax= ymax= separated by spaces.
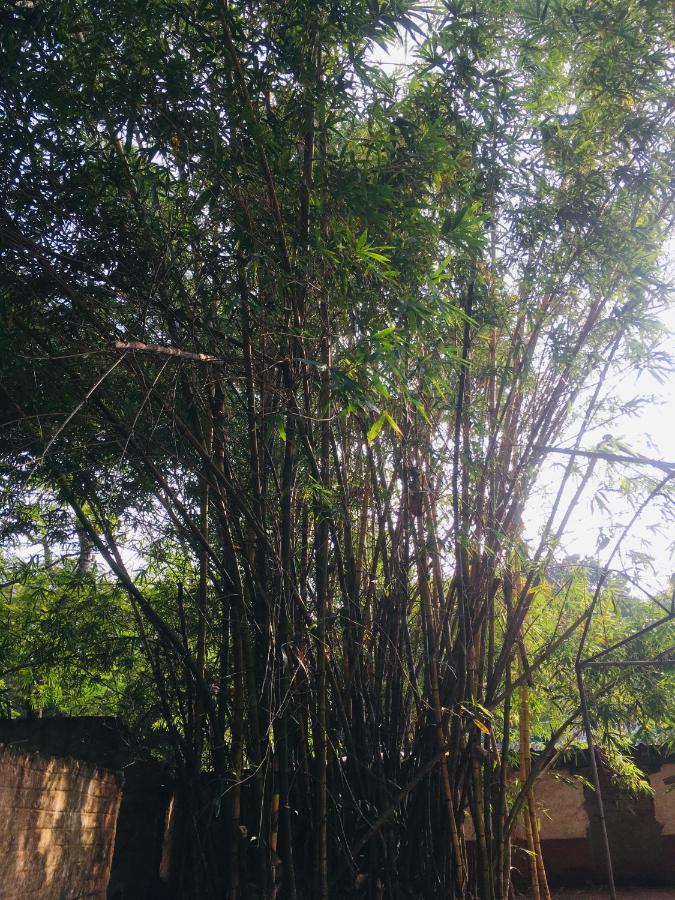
xmin=227 ymin=619 xmax=245 ymax=900
xmin=414 ymin=519 xmax=466 ymax=894
xmin=270 ymin=753 xmax=280 ymax=855
xmin=517 ymin=671 xmax=551 ymax=900
xmin=518 ymin=680 xmax=541 ymax=900
xmin=315 ymin=289 xmax=331 ymax=900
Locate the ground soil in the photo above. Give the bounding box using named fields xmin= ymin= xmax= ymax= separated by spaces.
xmin=544 ymin=891 xmax=674 ymax=899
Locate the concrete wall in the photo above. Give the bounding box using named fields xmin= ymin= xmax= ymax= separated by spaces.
xmin=533 ymin=763 xmax=675 ymax=885
xmin=466 ymin=761 xmax=675 ymax=887
xmin=651 ymin=763 xmax=675 ymax=836
xmin=0 ymin=746 xmax=122 ymax=899
xmin=0 ymin=717 xmax=173 ymax=900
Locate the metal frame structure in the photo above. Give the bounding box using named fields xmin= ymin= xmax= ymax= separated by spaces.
xmin=576 ymin=597 xmax=675 ymax=900
xmin=534 ymin=448 xmax=675 ymax=900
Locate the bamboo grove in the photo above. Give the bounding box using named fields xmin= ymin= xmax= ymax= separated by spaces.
xmin=1 ymin=1 xmax=674 ymax=897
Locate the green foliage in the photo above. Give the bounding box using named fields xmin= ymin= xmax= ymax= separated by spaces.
xmin=520 ymin=562 xmax=675 ymax=792
xmin=0 ymin=555 xmax=146 ymax=718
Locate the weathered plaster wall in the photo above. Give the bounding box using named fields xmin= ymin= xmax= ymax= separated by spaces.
xmin=0 ymin=717 xmax=172 ymax=899
xmin=651 ymin=763 xmax=675 ymax=836
xmin=468 ymin=763 xmax=675 ymax=887
xmin=0 ymin=746 xmax=121 ymax=900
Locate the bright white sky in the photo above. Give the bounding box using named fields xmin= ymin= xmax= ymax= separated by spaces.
xmin=525 ymin=303 xmax=674 ymax=593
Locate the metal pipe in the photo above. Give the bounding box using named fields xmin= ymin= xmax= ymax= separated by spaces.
xmin=582 ymin=658 xmax=675 ymax=668
xmin=575 ymin=663 xmax=617 ymax=900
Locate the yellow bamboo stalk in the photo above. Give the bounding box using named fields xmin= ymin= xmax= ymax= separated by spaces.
xmin=518 ymin=679 xmax=541 ymax=900
xmin=518 ymin=678 xmax=551 ymax=900
xmin=529 ymin=790 xmax=551 ymax=900
xmin=270 ymin=754 xmax=280 ymax=855
xmin=513 ymin=552 xmax=551 ymax=900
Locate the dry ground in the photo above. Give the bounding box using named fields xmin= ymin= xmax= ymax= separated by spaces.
xmin=546 ymin=891 xmax=674 ymax=899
